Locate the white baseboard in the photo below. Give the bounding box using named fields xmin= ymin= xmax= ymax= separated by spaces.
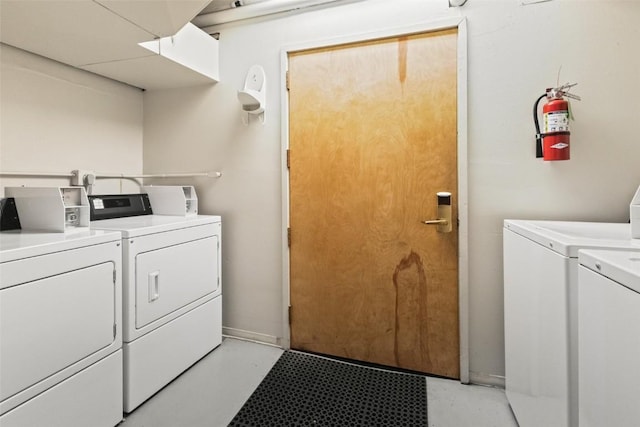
xmin=222 ymin=327 xmax=282 ymax=347
xmin=469 ymin=371 xmax=505 ymax=388
xmin=222 ymin=327 xmax=504 ymax=389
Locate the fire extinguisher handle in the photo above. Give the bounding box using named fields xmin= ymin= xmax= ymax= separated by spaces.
xmin=551 ymin=82 xmax=581 ymax=101
xmin=563 ymin=92 xmax=581 ymax=101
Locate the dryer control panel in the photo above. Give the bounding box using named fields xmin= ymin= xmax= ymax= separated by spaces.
xmin=89 ymin=194 xmax=153 ymax=221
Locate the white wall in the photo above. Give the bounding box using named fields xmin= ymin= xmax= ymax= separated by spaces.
xmin=0 ymin=44 xmax=144 ymax=195
xmin=465 ymin=0 xmax=640 ymax=383
xmin=142 ymin=0 xmax=640 ymax=383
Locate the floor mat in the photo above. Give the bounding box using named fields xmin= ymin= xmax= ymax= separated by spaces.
xmin=228 ymin=350 xmax=428 ymax=426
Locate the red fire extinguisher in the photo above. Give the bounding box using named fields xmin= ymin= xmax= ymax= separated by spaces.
xmin=533 ymin=83 xmax=580 ymax=161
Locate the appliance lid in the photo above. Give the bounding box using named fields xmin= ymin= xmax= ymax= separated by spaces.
xmin=579 ymin=249 xmax=640 ymax=293
xmin=89 ymin=214 xmax=221 ymax=237
xmin=0 ymin=230 xmax=121 ymax=263
xmin=504 ymin=220 xmax=637 ymax=257
xmin=88 ymin=194 xmax=152 ymax=221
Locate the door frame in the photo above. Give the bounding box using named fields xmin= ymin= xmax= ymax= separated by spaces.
xmin=279 ymin=17 xmax=469 ymax=383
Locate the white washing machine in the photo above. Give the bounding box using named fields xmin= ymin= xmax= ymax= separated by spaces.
xmin=503 ymin=220 xmax=637 ymax=427
xmin=88 ymin=193 xmax=222 ymax=412
xmin=0 ymin=229 xmax=123 ymax=427
xmin=578 ymin=248 xmax=640 ymax=427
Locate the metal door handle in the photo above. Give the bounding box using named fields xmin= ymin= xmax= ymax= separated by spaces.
xmin=422 ymin=219 xmax=449 ymax=225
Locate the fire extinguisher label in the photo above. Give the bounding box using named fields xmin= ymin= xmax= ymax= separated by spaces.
xmin=544 ymin=111 xmax=570 ymax=132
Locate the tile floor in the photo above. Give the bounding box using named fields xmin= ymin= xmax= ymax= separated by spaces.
xmin=119 ymin=337 xmax=518 ymax=427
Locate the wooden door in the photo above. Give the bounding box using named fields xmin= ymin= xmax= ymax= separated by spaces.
xmin=288 ymin=29 xmax=459 ymax=378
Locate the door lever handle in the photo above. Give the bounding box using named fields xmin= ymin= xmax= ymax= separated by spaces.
xmin=422 ymin=219 xmax=449 ymax=225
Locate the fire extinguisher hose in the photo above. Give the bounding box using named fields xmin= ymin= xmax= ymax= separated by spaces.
xmin=533 ymin=93 xmax=547 ymax=158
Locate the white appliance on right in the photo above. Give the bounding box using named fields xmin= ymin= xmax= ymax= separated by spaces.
xmin=503 ymin=220 xmax=636 ymax=427
xmin=578 ymin=247 xmax=640 ymax=427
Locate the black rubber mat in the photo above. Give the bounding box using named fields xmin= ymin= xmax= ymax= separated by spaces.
xmin=228 ymin=350 xmax=428 ymax=426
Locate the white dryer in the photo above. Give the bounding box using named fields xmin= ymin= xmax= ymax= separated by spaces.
xmin=578 ymin=248 xmax=640 ymax=427
xmin=88 ymin=193 xmax=222 ymax=413
xmin=503 ymin=220 xmax=636 ymax=427
xmin=0 ymin=229 xmax=123 ymax=427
